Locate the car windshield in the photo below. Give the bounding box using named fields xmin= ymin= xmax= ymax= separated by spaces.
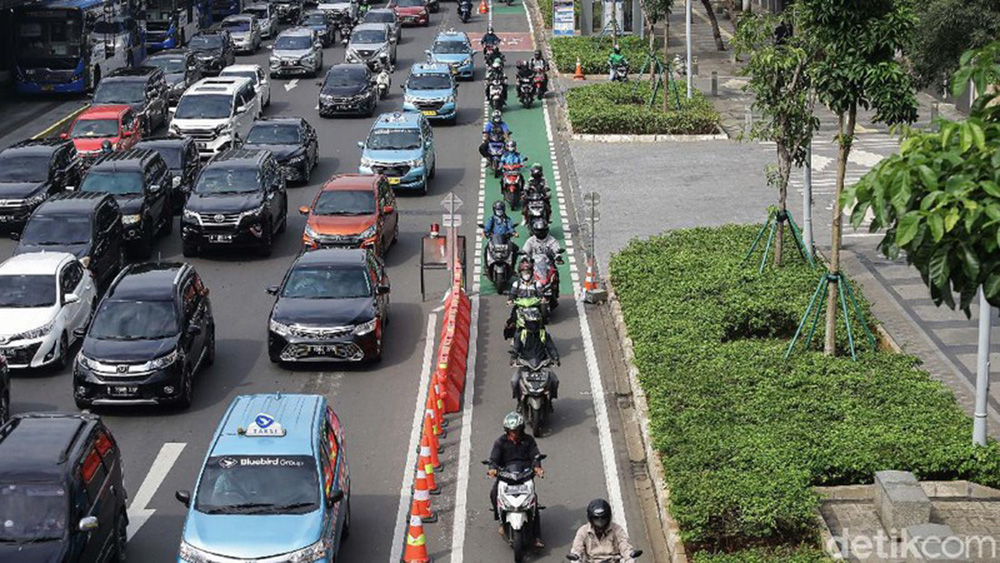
xmin=0 ymin=154 xmax=49 ymax=183
xmin=275 ymin=35 xmax=312 ymax=50
xmin=221 ymin=70 xmax=258 ymax=85
xmin=195 ymin=455 xmax=320 ymax=515
xmin=20 ymin=215 xmax=91 ymax=246
xmin=323 ymin=67 xmax=367 ymax=87
xmin=80 ymin=170 xmax=144 ymax=196
xmin=222 ymin=19 xmax=252 ymax=31
xmin=314 ymin=190 xmax=375 ymax=216
xmin=408 ymin=73 xmax=451 ymax=90
xmin=89 ymin=300 xmax=179 ymax=340
xmin=433 ymin=40 xmax=469 ymax=54
xmin=246 ymin=124 xmax=300 ymax=144
xmin=70 ymin=118 xmax=119 ymax=139
xmin=364 ymin=11 xmax=393 ymax=22
xmin=352 ymin=29 xmax=385 ymax=43
xmin=302 ymin=12 xmax=326 ymax=24
xmin=174 ymin=94 xmax=232 ymax=119
xmin=195 ymin=167 xmax=261 ymax=194
xmin=136 ymin=144 xmax=182 ymax=169
xmin=0 ymin=483 xmax=67 ymax=542
xmin=93 ymin=81 xmax=144 ymax=104
xmin=396 ymin=0 xmax=424 ymax=7
xmin=367 ymin=128 xmax=421 ymax=150
xmin=281 ymin=266 xmax=371 ymax=299
xmin=0 ymin=275 xmax=56 ymax=308
xmin=148 ymin=56 xmax=187 ymax=74
xmin=189 ymin=35 xmax=223 ymax=50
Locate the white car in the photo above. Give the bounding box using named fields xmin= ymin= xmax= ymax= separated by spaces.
xmin=244 ymin=2 xmax=279 ymax=38
xmin=0 ymin=252 xmax=97 ymax=370
xmin=220 ymin=64 xmax=272 ymax=111
xmin=169 ymin=76 xmax=259 ymax=159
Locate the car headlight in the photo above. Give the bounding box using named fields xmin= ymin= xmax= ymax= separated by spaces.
xmin=403 ymin=95 xmax=415 ymax=105
xmin=178 ymin=541 xmax=213 ymax=563
xmin=287 ymin=152 xmax=307 ymax=164
xmin=359 ymin=156 xmax=374 ymax=168
xmin=303 ymin=223 xmax=319 ymax=240
xmin=319 ymin=93 xmax=334 ymax=102
xmin=169 ymin=123 xmax=182 ymax=135
xmin=301 ymin=53 xmax=316 ymax=63
xmin=352 ymin=318 xmax=377 ymax=336
xmin=171 ymin=81 xmax=186 ymax=93
xmin=403 ymin=158 xmax=424 ymax=168
xmin=77 ymin=353 xmax=97 ymax=371
xmin=214 ymin=123 xmax=232 ymax=135
xmin=359 ymin=223 xmax=377 ymax=239
xmin=122 ymin=214 xmax=142 ymax=225
xmin=444 ymin=94 xmax=456 ymax=104
xmin=239 ymin=204 xmax=268 ymax=221
xmin=345 ymin=50 xmax=358 ymax=61
xmin=142 ymin=350 xmax=179 ymax=371
xmin=183 ymin=208 xmax=200 ymax=223
xmin=11 ymin=319 xmax=55 ymax=341
xmin=285 ymin=540 xmax=328 ymax=563
xmin=269 ymin=318 xmax=291 ymax=337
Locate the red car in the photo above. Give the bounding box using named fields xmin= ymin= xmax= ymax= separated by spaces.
xmin=388 ymin=0 xmax=429 ymax=27
xmin=62 ymin=105 xmax=143 ymax=166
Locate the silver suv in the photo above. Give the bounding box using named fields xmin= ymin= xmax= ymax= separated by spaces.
xmin=346 ymin=23 xmax=396 ymax=67
xmin=269 ymin=27 xmax=324 ymax=78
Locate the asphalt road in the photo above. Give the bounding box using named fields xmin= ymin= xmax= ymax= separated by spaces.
xmin=0 ymin=3 xmax=651 ymax=560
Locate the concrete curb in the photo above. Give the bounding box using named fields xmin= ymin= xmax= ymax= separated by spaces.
xmin=570 ymin=131 xmax=730 ymax=142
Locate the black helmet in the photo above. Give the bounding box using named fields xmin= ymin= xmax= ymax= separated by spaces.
xmin=517 ymin=59 xmax=527 ymax=69
xmin=531 ymin=218 xmax=548 ymax=239
xmin=534 ymin=49 xmax=542 ymax=59
xmin=505 ymin=140 xmax=517 ymax=152
xmin=488 ymin=25 xmax=494 ymax=34
xmin=530 ymin=163 xmax=543 ymax=179
xmin=614 ymin=44 xmax=621 ymax=54
xmin=492 ymin=109 xmax=503 ymax=123
xmin=492 ymin=200 xmax=506 ymax=217
xmin=101 ymin=140 xmax=113 ymax=152
xmin=587 ymin=499 xmax=612 ymax=533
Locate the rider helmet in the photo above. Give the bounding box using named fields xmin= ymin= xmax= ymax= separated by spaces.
xmin=492 ymin=200 xmax=507 ymax=217
xmin=505 ymin=140 xmax=517 ymax=152
xmin=614 ymin=44 xmax=622 ymax=54
xmin=587 ymin=499 xmax=613 ymax=534
xmin=530 ymin=163 xmax=543 ymax=180
xmin=502 ymin=411 xmax=525 ymax=433
xmin=531 ymin=218 xmax=549 ymax=239
xmin=518 ymin=258 xmax=532 ymax=280
xmin=101 ymin=140 xmax=113 ymax=153
xmin=534 ymin=49 xmax=542 ymax=59
xmin=492 ymin=58 xmax=502 ymax=69
xmin=491 ymin=110 xmax=503 ymax=124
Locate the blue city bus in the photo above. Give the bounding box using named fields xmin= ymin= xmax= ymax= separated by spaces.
xmin=144 ymin=0 xmax=212 ymax=52
xmin=12 ymin=0 xmax=146 ymax=94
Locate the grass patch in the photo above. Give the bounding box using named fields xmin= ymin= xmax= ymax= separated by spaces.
xmin=550 ymin=35 xmax=647 ymax=74
xmin=566 ymin=81 xmax=721 ymax=135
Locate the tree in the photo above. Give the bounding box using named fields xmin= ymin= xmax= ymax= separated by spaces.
xmin=734 ymin=7 xmax=818 ymax=266
xmin=700 ymin=0 xmax=725 ymax=51
xmin=797 ymin=0 xmax=919 ymax=356
xmin=909 ymin=0 xmax=1000 ymax=92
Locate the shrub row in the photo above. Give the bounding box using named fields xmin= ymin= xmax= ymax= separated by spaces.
xmin=609 ymin=225 xmax=1000 ymax=555
xmin=550 ymin=35 xmax=648 ymax=74
xmin=565 ymin=81 xmax=721 ymax=135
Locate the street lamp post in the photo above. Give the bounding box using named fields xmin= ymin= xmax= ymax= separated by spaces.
xmin=974 ymin=288 xmax=993 ymax=446
xmin=685 ymin=0 xmax=692 ymax=99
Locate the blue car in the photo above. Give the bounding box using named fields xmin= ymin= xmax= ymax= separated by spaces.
xmin=425 ymin=29 xmax=475 ymax=80
xmin=176 ymin=394 xmax=351 ymax=563
xmin=403 ymin=63 xmax=458 ymax=123
xmin=358 ymin=111 xmax=436 ymax=194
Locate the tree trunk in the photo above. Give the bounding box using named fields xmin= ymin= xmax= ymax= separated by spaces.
xmin=774 ymin=143 xmax=792 ymax=267
xmin=823 ymin=105 xmax=857 ymax=356
xmin=700 ymin=0 xmax=726 ymax=51
xmin=663 ymin=19 xmax=669 ymax=112
xmin=722 ymin=0 xmax=739 ymax=34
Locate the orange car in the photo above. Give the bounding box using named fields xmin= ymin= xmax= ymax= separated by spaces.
xmin=62 ymin=105 xmax=142 ymax=167
xmin=301 ymin=174 xmax=399 ymax=254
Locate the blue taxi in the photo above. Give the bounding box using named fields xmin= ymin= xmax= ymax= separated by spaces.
xmin=176 ymin=394 xmax=351 ymax=563
xmin=425 ymin=29 xmax=475 ymax=80
xmin=357 ymin=111 xmax=436 ymax=195
xmin=403 ymin=63 xmax=459 ymax=123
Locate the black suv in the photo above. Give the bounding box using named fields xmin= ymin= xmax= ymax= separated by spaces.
xmin=318 ymin=64 xmax=377 ymax=117
xmin=181 ymin=149 xmax=289 ymax=257
xmin=0 ymin=139 xmax=82 ymax=234
xmin=93 ymin=66 xmax=170 ymax=134
xmin=15 ymin=192 xmax=123 ymax=290
xmin=0 ymin=413 xmax=127 ymax=562
xmin=241 ymin=117 xmax=320 ymax=184
xmin=74 ymin=262 xmax=215 ymax=409
xmin=79 ymin=149 xmax=174 ymax=258
xmin=135 ymin=136 xmax=202 ymax=213
xmin=145 ymin=48 xmax=203 ymax=105
xmin=188 ymin=30 xmax=236 ymax=76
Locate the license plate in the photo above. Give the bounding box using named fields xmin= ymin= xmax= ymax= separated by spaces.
xmin=209 ymin=234 xmax=233 ymax=243
xmin=283 ymin=60 xmax=293 ymax=66
xmin=309 ymin=345 xmax=341 ymax=354
xmin=422 ymin=110 xmax=437 ymax=116
xmin=388 ymin=177 xmax=401 ymax=185
xmin=108 ymin=386 xmax=138 ymax=397
xmin=42 ymin=85 xmax=54 ymax=91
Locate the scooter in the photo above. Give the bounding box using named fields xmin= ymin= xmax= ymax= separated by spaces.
xmin=609 ymin=61 xmax=628 ymax=82
xmin=374 ymin=55 xmax=392 ymax=99
xmin=517 ymin=75 xmax=534 ymax=108
xmin=483 ymin=455 xmax=547 ymax=563
xmin=501 ymin=160 xmax=524 ymax=210
xmin=484 ymin=44 xmax=505 ymax=67
xmin=515 ymin=356 xmax=555 ymax=436
xmin=339 ymin=18 xmax=353 ymax=46
xmin=522 ymin=189 xmax=550 ymax=224
xmin=480 ymin=228 xmax=515 ymax=293
xmin=532 ymin=67 xmax=547 ymax=99
xmin=487 ymin=138 xmax=506 ymax=178
xmin=488 ymin=79 xmax=506 ymax=111
xmin=566 ymin=550 xmax=644 ymax=562
xmin=458 ymin=0 xmax=472 ymax=22
xmin=532 ymin=250 xmax=563 ymax=312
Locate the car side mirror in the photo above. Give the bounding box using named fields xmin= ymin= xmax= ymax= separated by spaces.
xmin=60 ymin=132 xmax=69 ymax=140
xmin=175 ymin=490 xmax=191 ymax=507
xmin=299 ymin=206 xmax=311 ymax=216
xmin=357 ymin=141 xmax=364 ymax=149
xmin=382 ymin=204 xmax=394 ymax=214
xmin=266 ymin=285 xmax=279 ymax=295
xmin=78 ymin=516 xmax=99 ymax=533
xmin=187 ymin=325 xmax=202 ymax=337
xmin=123 ymin=129 xmax=132 ymax=137
xmin=73 ymin=327 xmax=88 ymax=338
xmin=326 ymin=489 xmax=344 ymax=507
xmin=376 ymin=285 xmax=390 ymax=295
xmin=237 ymin=104 xmax=248 ymax=114
xmin=315 ymin=80 xmax=324 ymax=86
xmin=172 ymin=176 xmax=182 ymax=189
xmin=149 ymin=184 xmax=161 ymax=192
xmin=64 ymin=293 xmax=80 ymax=305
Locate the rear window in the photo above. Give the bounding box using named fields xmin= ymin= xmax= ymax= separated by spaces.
xmin=0 ymin=483 xmax=68 ymax=541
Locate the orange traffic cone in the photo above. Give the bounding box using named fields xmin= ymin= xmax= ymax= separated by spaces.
xmin=584 ymin=257 xmax=597 ymax=291
xmin=426 ymin=406 xmax=445 ymax=439
xmin=412 ymin=465 xmax=438 ymax=523
xmin=402 ymin=513 xmax=433 ymax=563
xmin=426 ymin=382 xmax=447 ymax=429
xmin=424 ymin=412 xmax=443 ymax=468
xmin=573 ymin=57 xmax=585 ymax=80
xmin=419 ymin=435 xmax=440 ymax=495
xmin=479 ymin=0 xmax=488 ymax=13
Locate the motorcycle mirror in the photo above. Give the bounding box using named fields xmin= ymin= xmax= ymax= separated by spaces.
xmin=480 ymin=460 xmax=491 ymax=465
xmin=565 ymin=556 xmax=581 ymax=561
xmin=557 ymin=248 xmax=565 ymax=254
xmin=535 ymin=454 xmax=547 ymax=461
xmin=477 ymin=222 xmax=485 ymax=229
xmin=631 ymin=550 xmax=644 ymax=558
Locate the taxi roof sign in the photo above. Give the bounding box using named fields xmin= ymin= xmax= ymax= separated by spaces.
xmin=244 ymin=413 xmax=286 ymax=437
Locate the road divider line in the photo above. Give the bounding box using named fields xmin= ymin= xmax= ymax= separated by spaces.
xmin=127 ymin=442 xmax=186 ymax=541
xmin=32 ymin=104 xmax=89 ymax=140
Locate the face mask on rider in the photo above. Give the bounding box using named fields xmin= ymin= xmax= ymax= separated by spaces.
xmin=520 ymin=271 xmax=531 ymax=281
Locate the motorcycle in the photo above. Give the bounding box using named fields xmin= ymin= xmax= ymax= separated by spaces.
xmin=480 ymin=229 xmax=515 ymax=293
xmin=339 ymin=19 xmax=353 ymax=46
xmin=501 ymin=160 xmax=524 ymax=210
xmin=483 ymin=455 xmax=547 ymax=563
xmin=532 ymin=67 xmax=547 ymax=99
xmin=517 ymin=75 xmax=534 ymax=108
xmin=515 ymin=356 xmax=555 ymax=436
xmin=458 ymin=0 xmax=472 ymax=22
xmin=609 ymin=61 xmax=628 ymax=82
xmin=484 ymin=44 xmax=505 ymax=67
xmin=532 ymin=250 xmax=563 ymax=312
xmin=522 ymin=189 xmax=550 ymax=224
xmin=374 ymin=55 xmax=392 ymax=99
xmin=566 ymin=550 xmax=644 ymax=562
xmin=487 ymin=138 xmax=506 ymax=178
xmin=488 ymin=79 xmax=506 ymax=111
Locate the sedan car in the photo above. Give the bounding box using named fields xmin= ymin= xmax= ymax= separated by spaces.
xmin=241 ymin=117 xmax=319 ymax=183
xmin=270 ymin=27 xmax=324 ymax=78
xmin=318 ymin=64 xmax=378 ymax=117
xmin=300 ymin=9 xmax=337 ymax=46
xmin=363 ymin=8 xmax=401 ymax=42
xmin=346 ymin=22 xmax=396 ymax=67
xmin=267 ymin=248 xmax=389 ymax=363
xmin=300 ymin=174 xmax=398 ymax=254
xmin=146 ymin=49 xmax=203 ymax=105
xmin=388 ymin=0 xmax=429 ymax=27
xmin=0 ymin=252 xmax=96 ymax=370
xmin=221 ymin=14 xmax=262 ymax=54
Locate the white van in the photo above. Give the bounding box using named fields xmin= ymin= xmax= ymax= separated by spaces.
xmin=169 ymin=77 xmax=258 ymax=159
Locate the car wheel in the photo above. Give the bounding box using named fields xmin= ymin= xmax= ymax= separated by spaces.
xmin=392 ymin=221 xmax=399 ymax=244
xmin=0 ymin=391 xmax=9 ymax=424
xmin=277 ymin=207 xmax=287 ymax=234
xmin=182 ymin=241 xmax=199 ymax=257
xmin=370 ymin=331 xmax=383 ymax=363
xmin=176 ymin=365 xmax=193 ymax=409
xmin=54 ymin=332 xmax=69 ymax=371
xmin=258 ymin=221 xmax=274 ymax=257
xmin=135 ymin=226 xmax=154 ymax=259
xmin=429 ymin=160 xmax=436 ymax=179
xmin=204 ymin=325 xmax=216 ymax=366
xmin=160 ymin=212 xmax=173 ymax=235
xmin=341 ymin=498 xmax=351 ymax=541
xmin=303 ymin=159 xmax=313 ymax=183
xmin=113 ymin=511 xmax=128 ymax=562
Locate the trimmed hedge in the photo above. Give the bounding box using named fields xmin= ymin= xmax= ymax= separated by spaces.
xmin=538 ymin=0 xmax=552 ymax=27
xmin=609 ymin=225 xmax=1000 ymax=555
xmin=693 ymin=546 xmax=831 ymax=563
xmin=566 ymin=81 xmax=721 ymax=135
xmin=551 ymin=35 xmax=647 ymax=74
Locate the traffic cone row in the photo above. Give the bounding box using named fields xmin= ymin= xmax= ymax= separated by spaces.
xmin=573 ymin=57 xmax=585 ymax=80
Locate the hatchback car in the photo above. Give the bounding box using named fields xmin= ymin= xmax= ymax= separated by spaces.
xmin=300 ymin=9 xmax=337 ymax=46
xmin=427 ymin=29 xmax=475 ymax=79
xmin=363 ymin=8 xmax=401 ymax=42
xmin=93 ymin=66 xmax=170 ymax=134
xmin=0 ymin=139 xmax=81 ymax=233
xmin=403 ymin=63 xmax=458 ymax=122
xmin=222 ymin=14 xmax=262 ymax=53
xmin=301 ymin=174 xmax=398 ymax=254
xmin=358 ymin=111 xmax=436 ymax=194
xmin=64 ymin=105 xmax=143 ymax=168
xmin=270 ymin=28 xmax=324 ymax=78
xmin=189 ymin=30 xmax=237 ymax=76
xmin=79 ymin=149 xmax=175 ymax=258
xmin=267 ymin=248 xmax=389 ymax=363
xmin=146 ymin=49 xmax=203 ymax=105
xmin=242 ymin=117 xmax=320 ymax=183
xmin=388 ymin=0 xmax=429 ymax=26
xmin=175 ymin=394 xmax=351 ymax=563
xmin=346 ymin=22 xmax=397 ymax=67
xmin=0 ymin=252 xmax=96 ymax=370
xmin=318 ymin=63 xmax=378 ymax=117
xmin=134 ymin=135 xmax=202 ymax=212
xmin=0 ymin=413 xmax=128 ymax=562
xmin=15 ymin=192 xmax=124 ymax=290
xmin=220 ymin=64 xmax=272 ymax=108
xmin=74 ymin=262 xmax=215 ymax=409
xmin=244 ymin=2 xmax=279 ymax=37
xmin=181 ymin=149 xmax=289 ymax=256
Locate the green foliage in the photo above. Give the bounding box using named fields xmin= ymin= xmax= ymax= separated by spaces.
xmin=640 ymin=0 xmax=672 ymax=26
xmin=550 ymin=35 xmax=648 ymax=74
xmin=566 ymin=81 xmax=721 ymax=135
xmin=910 ymin=0 xmax=1000 ymax=91
xmin=610 ymin=225 xmax=1000 ymax=552
xmin=693 ymin=546 xmax=832 ymax=563
xmin=538 ymin=0 xmax=552 ymax=27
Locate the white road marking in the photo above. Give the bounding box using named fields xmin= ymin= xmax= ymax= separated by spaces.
xmin=284 ymin=78 xmax=299 ymax=92
xmin=127 ymin=442 xmax=186 ymax=541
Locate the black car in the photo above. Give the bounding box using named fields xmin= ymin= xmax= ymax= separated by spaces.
xmin=188 ymin=30 xmax=236 ymax=76
xmin=74 ymin=262 xmax=215 ymax=409
xmin=93 ymin=66 xmax=170 ymax=134
xmin=181 ymin=149 xmax=289 ymax=256
xmin=134 ymin=136 xmax=202 ymax=213
xmin=267 ymin=248 xmax=389 ymax=363
xmin=363 ymin=8 xmax=401 ymax=42
xmin=0 ymin=356 xmax=7 ymax=423
xmin=79 ymin=149 xmax=174 ymax=258
xmin=0 ymin=413 xmax=128 ymax=562
xmin=0 ymin=139 xmax=82 ymax=234
xmin=15 ymin=192 xmax=124 ymax=290
xmin=145 ymin=49 xmax=203 ymax=105
xmin=318 ymin=64 xmax=378 ymax=117
xmin=273 ymin=0 xmax=304 ymax=22
xmin=300 ymin=9 xmax=337 ymax=46
xmin=241 ymin=117 xmax=320 ymax=184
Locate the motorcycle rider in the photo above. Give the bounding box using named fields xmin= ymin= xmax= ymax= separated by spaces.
xmin=608 ymin=44 xmax=628 ymax=81
xmin=100 ymin=139 xmax=114 ymax=156
xmin=500 ymin=140 xmax=526 ymax=170
xmin=481 ymin=25 xmax=501 ymax=50
xmin=482 ymin=200 xmax=519 ymax=262
xmin=521 ymin=218 xmax=562 ymax=263
xmin=521 ymin=163 xmax=551 ymax=222
xmin=486 ymin=58 xmax=508 ymax=99
xmin=480 ymin=110 xmax=510 ymax=159
xmin=504 ymin=258 xmax=544 ymax=338
xmin=488 ymin=412 xmax=546 ymax=548
xmin=528 ymin=49 xmax=549 ymax=94
xmin=510 ymin=306 xmax=560 ymax=401
xmin=458 ymin=0 xmax=473 ymax=19
xmin=570 ymin=499 xmax=637 ymax=562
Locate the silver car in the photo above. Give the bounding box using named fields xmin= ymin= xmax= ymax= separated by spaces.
xmin=244 ymin=2 xmax=279 ymax=38
xmin=221 ymin=14 xmax=262 ymax=54
xmin=346 ymin=23 xmax=396 ymax=67
xmin=269 ymin=27 xmax=325 ymax=78
xmin=362 ymin=8 xmax=402 ymax=43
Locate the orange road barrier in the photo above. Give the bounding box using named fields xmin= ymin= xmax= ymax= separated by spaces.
xmin=402 ymin=513 xmax=433 ymax=563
